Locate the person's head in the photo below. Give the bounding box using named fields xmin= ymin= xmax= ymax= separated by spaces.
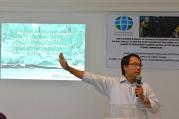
xmin=0 ymin=112 xmax=7 ymax=119
xmin=175 ymin=26 xmax=179 ymax=33
xmin=121 ymin=53 xmax=142 ymax=79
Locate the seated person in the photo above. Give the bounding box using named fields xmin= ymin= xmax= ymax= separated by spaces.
xmin=0 ymin=112 xmax=7 ymax=119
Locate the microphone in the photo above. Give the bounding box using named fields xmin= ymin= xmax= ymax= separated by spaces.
xmin=136 ymin=75 xmax=142 ymax=86
xmin=136 ymin=75 xmax=142 ymax=97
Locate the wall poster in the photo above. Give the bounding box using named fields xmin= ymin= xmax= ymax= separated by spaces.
xmin=107 ymin=12 xmax=179 ymax=69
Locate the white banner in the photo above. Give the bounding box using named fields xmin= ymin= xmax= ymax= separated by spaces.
xmin=107 ymin=12 xmax=179 ymax=69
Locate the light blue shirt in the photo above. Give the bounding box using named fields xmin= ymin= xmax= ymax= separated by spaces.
xmin=83 ymin=71 xmax=160 ymax=113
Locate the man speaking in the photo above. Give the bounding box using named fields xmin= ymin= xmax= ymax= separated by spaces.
xmin=59 ymin=53 xmax=160 ymax=118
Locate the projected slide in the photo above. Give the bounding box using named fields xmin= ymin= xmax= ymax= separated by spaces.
xmin=1 ymin=23 xmax=85 ymax=80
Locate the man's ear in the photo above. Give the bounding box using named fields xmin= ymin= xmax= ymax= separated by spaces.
xmin=123 ymin=65 xmax=127 ymax=71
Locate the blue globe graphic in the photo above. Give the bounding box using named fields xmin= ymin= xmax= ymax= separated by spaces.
xmin=115 ymin=16 xmax=133 ymax=31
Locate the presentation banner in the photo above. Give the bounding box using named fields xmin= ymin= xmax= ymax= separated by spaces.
xmin=107 ymin=12 xmax=179 ymax=69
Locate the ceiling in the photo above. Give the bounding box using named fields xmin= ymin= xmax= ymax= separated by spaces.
xmin=0 ymin=0 xmax=179 ymax=12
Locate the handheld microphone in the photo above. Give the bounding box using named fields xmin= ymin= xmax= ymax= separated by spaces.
xmin=136 ymin=75 xmax=142 ymax=97
xmin=136 ymin=75 xmax=142 ymax=86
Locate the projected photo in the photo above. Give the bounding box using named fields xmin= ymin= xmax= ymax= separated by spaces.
xmin=139 ymin=16 xmax=179 ymax=38
xmin=1 ymin=23 xmax=85 ymax=80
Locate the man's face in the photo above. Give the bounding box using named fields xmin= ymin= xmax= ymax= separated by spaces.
xmin=124 ymin=56 xmax=142 ymax=79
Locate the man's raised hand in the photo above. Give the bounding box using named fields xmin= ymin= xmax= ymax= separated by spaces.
xmin=59 ymin=53 xmax=69 ymax=70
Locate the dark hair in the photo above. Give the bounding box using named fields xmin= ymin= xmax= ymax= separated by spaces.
xmin=0 ymin=112 xmax=7 ymax=119
xmin=121 ymin=53 xmax=141 ymax=75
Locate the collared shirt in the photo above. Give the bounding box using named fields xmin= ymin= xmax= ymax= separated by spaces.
xmin=83 ymin=71 xmax=160 ymax=114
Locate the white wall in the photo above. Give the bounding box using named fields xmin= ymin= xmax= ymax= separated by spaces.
xmin=0 ymin=1 xmax=179 ymax=119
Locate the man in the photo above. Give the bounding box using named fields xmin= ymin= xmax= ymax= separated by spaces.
xmin=170 ymin=26 xmax=179 ymax=38
xmin=59 ymin=53 xmax=160 ymax=118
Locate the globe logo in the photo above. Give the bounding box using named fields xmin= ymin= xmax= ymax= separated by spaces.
xmin=115 ymin=16 xmax=133 ymax=31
